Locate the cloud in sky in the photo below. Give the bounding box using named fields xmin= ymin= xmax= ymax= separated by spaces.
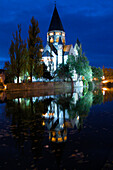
xmin=0 ymin=0 xmax=113 ymax=68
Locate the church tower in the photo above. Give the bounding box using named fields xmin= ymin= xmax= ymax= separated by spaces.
xmin=47 ymin=5 xmax=66 ymax=49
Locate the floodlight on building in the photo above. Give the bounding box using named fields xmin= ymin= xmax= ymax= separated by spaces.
xmin=4 ymin=84 xmax=7 ymax=90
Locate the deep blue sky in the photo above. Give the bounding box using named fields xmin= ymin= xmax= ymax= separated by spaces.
xmin=0 ymin=0 xmax=113 ymax=68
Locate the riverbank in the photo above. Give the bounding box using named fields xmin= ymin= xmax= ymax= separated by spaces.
xmin=6 ymin=81 xmax=83 ymax=92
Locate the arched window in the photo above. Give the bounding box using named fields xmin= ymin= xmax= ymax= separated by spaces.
xmin=56 ymin=37 xmax=59 ymax=43
xmin=50 ymin=37 xmax=54 ymax=43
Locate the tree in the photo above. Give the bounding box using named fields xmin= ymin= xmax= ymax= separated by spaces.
xmin=55 ymin=63 xmax=73 ymax=81
xmin=28 ymin=16 xmax=43 ymax=82
xmin=42 ymin=63 xmax=53 ymax=80
xmin=8 ymin=24 xmax=27 ymax=83
xmin=67 ymin=54 xmax=92 ymax=82
xmin=4 ymin=61 xmax=14 ymax=83
xmin=92 ymin=66 xmax=103 ymax=81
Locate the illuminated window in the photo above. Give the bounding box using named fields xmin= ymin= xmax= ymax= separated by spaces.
xmin=50 ymin=37 xmax=54 ymax=43
xmin=55 ymin=32 xmax=61 ymax=35
xmin=56 ymin=37 xmax=59 ymax=43
xmin=62 ymin=32 xmax=65 ymax=36
xmin=62 ymin=38 xmax=65 ymax=44
xmin=49 ymin=32 xmax=54 ymax=36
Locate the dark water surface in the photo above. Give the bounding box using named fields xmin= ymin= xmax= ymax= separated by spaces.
xmin=0 ymin=87 xmax=113 ymax=170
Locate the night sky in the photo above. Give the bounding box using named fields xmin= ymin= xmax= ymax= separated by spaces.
xmin=0 ymin=0 xmax=113 ymax=68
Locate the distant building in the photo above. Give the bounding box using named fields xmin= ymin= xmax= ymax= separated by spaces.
xmin=0 ymin=69 xmax=5 ymax=83
xmin=42 ymin=5 xmax=81 ymax=81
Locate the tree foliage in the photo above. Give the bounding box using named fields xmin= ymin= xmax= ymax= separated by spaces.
xmin=92 ymin=66 xmax=103 ymax=81
xmin=67 ymin=53 xmax=92 ymax=82
xmin=103 ymin=66 xmax=113 ymax=80
xmin=55 ymin=63 xmax=73 ymax=81
xmin=42 ymin=63 xmax=53 ymax=80
xmin=5 ymin=25 xmax=26 ymax=83
xmin=27 ymin=16 xmax=43 ymax=82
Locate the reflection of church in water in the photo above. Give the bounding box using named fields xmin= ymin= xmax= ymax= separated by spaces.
xmin=42 ymin=88 xmax=84 ymax=143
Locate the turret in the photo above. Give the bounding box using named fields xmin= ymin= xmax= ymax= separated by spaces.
xmin=47 ymin=6 xmax=66 ymax=49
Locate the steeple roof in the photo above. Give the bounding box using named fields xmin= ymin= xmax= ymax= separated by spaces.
xmin=48 ymin=6 xmax=64 ymax=32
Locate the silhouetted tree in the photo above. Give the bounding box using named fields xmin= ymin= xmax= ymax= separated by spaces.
xmin=28 ymin=16 xmax=43 ymax=82
xmin=55 ymin=63 xmax=73 ymax=81
xmin=7 ymin=24 xmax=27 ymax=83
xmin=42 ymin=63 xmax=53 ymax=80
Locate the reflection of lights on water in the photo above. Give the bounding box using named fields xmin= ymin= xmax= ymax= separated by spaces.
xmin=60 ymin=123 xmax=64 ymax=128
xmin=48 ymin=113 xmax=54 ymax=116
xmin=42 ymin=121 xmax=45 ymax=126
xmin=64 ymin=136 xmax=67 ymax=141
xmin=102 ymin=87 xmax=109 ymax=91
xmin=102 ymin=80 xmax=109 ymax=84
xmin=58 ymin=137 xmax=63 ymax=142
xmin=42 ymin=113 xmax=47 ymax=117
xmin=77 ymin=116 xmax=79 ymax=120
xmin=103 ymin=91 xmax=105 ymax=96
xmin=102 ymin=76 xmax=105 ymax=80
xmin=51 ymin=137 xmax=56 ymax=142
xmin=28 ymin=76 xmax=31 ymax=80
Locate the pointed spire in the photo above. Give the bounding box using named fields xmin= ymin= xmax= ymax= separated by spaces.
xmin=48 ymin=6 xmax=64 ymax=32
xmin=55 ymin=1 xmax=56 ymax=7
xmin=76 ymin=38 xmax=81 ymax=47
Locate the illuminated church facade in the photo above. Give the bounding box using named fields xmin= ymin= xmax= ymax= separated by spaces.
xmin=42 ymin=5 xmax=81 ymax=81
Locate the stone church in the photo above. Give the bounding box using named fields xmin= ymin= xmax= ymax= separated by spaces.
xmin=42 ymin=5 xmax=81 ymax=80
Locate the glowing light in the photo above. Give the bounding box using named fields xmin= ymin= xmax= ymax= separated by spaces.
xmin=4 ymin=85 xmax=7 ymax=90
xmin=102 ymin=87 xmax=109 ymax=91
xmin=52 ymin=132 xmax=55 ymax=136
xmin=51 ymin=137 xmax=56 ymax=142
xmin=103 ymin=91 xmax=105 ymax=95
xmin=55 ymin=32 xmax=61 ymax=35
xmin=56 ymin=37 xmax=59 ymax=43
xmin=49 ymin=113 xmax=54 ymax=116
xmin=77 ymin=116 xmax=79 ymax=120
xmin=62 ymin=38 xmax=65 ymax=44
xmin=42 ymin=121 xmax=45 ymax=126
xmin=102 ymin=76 xmax=105 ymax=80
xmin=28 ymin=76 xmax=31 ymax=80
xmin=102 ymin=80 xmax=109 ymax=84
xmin=40 ymin=48 xmax=44 ymax=52
xmin=58 ymin=137 xmax=63 ymax=142
xmin=49 ymin=32 xmax=54 ymax=36
xmin=62 ymin=32 xmax=65 ymax=36
xmin=64 ymin=136 xmax=67 ymax=141
xmin=50 ymin=37 xmax=54 ymax=43
xmin=42 ymin=113 xmax=47 ymax=117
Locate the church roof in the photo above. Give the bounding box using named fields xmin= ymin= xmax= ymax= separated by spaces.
xmin=76 ymin=38 xmax=81 ymax=47
xmin=42 ymin=51 xmax=52 ymax=57
xmin=63 ymin=45 xmax=72 ymax=52
xmin=48 ymin=6 xmax=64 ymax=32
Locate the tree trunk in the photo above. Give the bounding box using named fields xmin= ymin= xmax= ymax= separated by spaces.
xmin=30 ymin=64 xmax=32 ymax=82
xmin=17 ymin=75 xmax=19 ymax=84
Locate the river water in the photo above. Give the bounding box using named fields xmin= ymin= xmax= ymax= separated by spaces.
xmin=0 ymin=87 xmax=113 ymax=170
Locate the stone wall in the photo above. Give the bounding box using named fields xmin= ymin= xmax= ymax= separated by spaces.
xmin=6 ymin=82 xmax=72 ymax=92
